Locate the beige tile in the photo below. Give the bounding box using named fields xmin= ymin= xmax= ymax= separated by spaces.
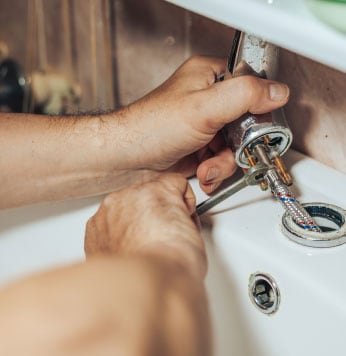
xmin=114 ymin=2 xmax=235 ymax=106
xmin=0 ymin=1 xmax=28 ymax=65
xmin=189 ymin=13 xmax=235 ymax=57
xmin=279 ymin=51 xmax=346 ymax=173
xmin=114 ymin=0 xmax=189 ymax=105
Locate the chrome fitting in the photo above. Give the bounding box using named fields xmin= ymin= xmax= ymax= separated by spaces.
xmin=281 ymin=202 xmax=346 ymax=248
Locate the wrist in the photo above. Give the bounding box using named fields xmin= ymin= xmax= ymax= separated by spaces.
xmin=90 ymin=110 xmax=136 ymax=171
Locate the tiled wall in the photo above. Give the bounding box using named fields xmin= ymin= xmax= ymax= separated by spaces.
xmin=0 ymin=0 xmax=345 ymax=173
xmin=114 ymin=0 xmax=234 ymax=105
xmin=279 ymin=52 xmax=346 ymax=173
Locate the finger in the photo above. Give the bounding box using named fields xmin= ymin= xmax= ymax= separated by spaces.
xmin=184 ymin=181 xmax=197 ymax=215
xmin=191 ymin=212 xmax=201 ymax=231
xmin=199 ymin=76 xmax=290 ymax=130
xmin=196 ymin=148 xmax=237 ymax=194
xmin=157 ymin=173 xmax=192 ymax=202
xmin=199 ymin=181 xmax=223 ymax=195
xmin=178 ymin=56 xmax=227 ymax=88
xmin=157 ymin=172 xmax=188 ymax=192
xmin=182 ymin=56 xmax=227 ymax=76
xmin=169 ymin=134 xmax=225 ymax=178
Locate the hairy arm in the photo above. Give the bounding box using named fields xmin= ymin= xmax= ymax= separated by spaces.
xmin=0 ymin=110 xmax=154 ymax=208
xmin=0 ymin=57 xmax=288 ymax=208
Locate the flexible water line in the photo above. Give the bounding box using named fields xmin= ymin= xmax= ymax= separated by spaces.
xmin=265 ymin=168 xmax=322 ymax=232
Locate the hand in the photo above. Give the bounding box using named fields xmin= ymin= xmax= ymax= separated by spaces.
xmin=0 ymin=174 xmax=210 ymax=355
xmin=85 ymin=173 xmax=206 ymax=278
xmin=0 ymin=56 xmax=289 ymax=209
xmin=123 ymin=56 xmax=289 ymax=193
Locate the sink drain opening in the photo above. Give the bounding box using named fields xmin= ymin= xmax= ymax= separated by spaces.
xmin=304 ymin=205 xmax=344 ymax=232
xmin=249 ymin=273 xmax=280 ymax=315
xmin=281 ymin=202 xmax=346 ymax=248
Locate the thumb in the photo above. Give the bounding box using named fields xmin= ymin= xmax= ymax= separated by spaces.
xmin=200 ymin=75 xmax=289 ymax=130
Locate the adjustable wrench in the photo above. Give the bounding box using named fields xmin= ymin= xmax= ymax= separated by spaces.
xmin=196 ymin=163 xmax=268 ymax=216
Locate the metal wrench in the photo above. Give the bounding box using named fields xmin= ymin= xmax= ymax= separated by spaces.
xmin=196 ymin=163 xmax=268 ymax=216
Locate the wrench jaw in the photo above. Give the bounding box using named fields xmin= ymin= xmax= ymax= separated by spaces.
xmin=244 ymin=164 xmax=269 ymax=186
xmin=195 ymin=139 xmax=292 ymax=216
xmin=195 ymin=162 xmax=270 ymax=216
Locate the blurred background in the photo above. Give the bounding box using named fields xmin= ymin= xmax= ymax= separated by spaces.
xmin=0 ymin=0 xmax=345 ymax=173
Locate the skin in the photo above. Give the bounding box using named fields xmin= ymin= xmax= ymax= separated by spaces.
xmin=0 ymin=56 xmax=289 ymax=208
xmin=0 ymin=174 xmax=209 ymax=356
xmin=0 ymin=57 xmax=289 ymax=355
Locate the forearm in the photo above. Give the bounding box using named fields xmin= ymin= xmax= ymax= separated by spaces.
xmin=0 ymin=257 xmax=211 ymax=356
xmin=0 ymin=111 xmax=155 ymax=208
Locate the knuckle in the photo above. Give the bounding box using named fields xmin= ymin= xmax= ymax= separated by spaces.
xmin=240 ymin=75 xmax=269 ymax=105
xmin=185 ymin=56 xmax=217 ymax=86
xmin=138 ymin=182 xmax=162 ymax=202
xmin=205 ymin=71 xmax=217 ymax=87
xmin=144 ymin=180 xmax=161 ymax=194
xmin=240 ymin=75 xmax=258 ymax=98
xmin=160 ymin=173 xmax=186 ymax=190
xmin=186 ymin=55 xmax=203 ymax=66
xmin=187 ymin=194 xmax=196 ymax=207
xmin=102 ymin=193 xmax=117 ymax=207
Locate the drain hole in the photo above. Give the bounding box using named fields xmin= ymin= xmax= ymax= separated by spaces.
xmin=249 ymin=273 xmax=280 ymax=315
xmin=305 ymin=205 xmax=344 ymax=232
xmin=291 ymin=205 xmax=344 ymax=233
xmin=253 ymin=279 xmax=275 ymax=309
xmin=310 ymin=217 xmax=339 ymax=232
xmin=281 ymin=203 xmax=346 ymax=248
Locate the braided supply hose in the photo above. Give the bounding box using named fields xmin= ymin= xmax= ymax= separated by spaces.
xmin=265 ymin=168 xmax=321 ymax=232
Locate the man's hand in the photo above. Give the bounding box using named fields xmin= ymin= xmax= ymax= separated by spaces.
xmin=0 ymin=56 xmax=289 ymax=208
xmin=122 ymin=56 xmax=289 ymax=193
xmin=82 ymin=173 xmax=210 ymax=355
xmin=0 ymin=174 xmax=210 ymax=356
xmin=85 ymin=173 xmax=206 ymax=278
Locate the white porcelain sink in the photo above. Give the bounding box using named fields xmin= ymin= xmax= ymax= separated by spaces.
xmin=0 ymin=150 xmax=345 ymax=356
xmin=199 ymin=150 xmax=346 ymax=356
xmin=0 ymin=197 xmax=100 ymax=284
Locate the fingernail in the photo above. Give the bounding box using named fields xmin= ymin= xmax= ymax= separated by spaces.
xmin=269 ymin=84 xmax=289 ymax=101
xmin=206 ymin=167 xmax=219 ymax=182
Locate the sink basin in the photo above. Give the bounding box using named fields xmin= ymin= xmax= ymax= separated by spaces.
xmin=0 ymin=150 xmax=345 ymax=356
xmin=0 ymin=197 xmax=100 ymax=284
xmin=199 ymin=150 xmax=346 ymax=356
